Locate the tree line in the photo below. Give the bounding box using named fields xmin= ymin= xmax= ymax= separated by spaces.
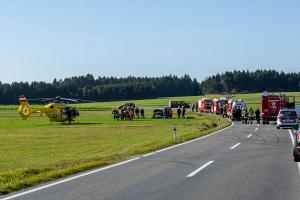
xmin=0 ymin=70 xmax=299 ymax=104
xmin=0 ymin=75 xmax=200 ymax=104
xmin=201 ymin=70 xmax=300 ymax=94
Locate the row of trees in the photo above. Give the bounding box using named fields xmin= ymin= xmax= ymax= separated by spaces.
xmin=0 ymin=75 xmax=200 ymax=104
xmin=0 ymin=70 xmax=299 ymax=104
xmin=201 ymin=70 xmax=300 ymax=94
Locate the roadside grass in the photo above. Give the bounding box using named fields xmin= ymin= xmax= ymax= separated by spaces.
xmin=0 ymin=108 xmax=230 ymax=194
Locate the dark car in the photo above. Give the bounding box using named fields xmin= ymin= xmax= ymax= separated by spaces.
xmin=293 ymin=128 xmax=300 ymax=162
xmin=152 ymin=108 xmax=165 ymax=118
xmin=168 ymin=101 xmax=190 ymax=109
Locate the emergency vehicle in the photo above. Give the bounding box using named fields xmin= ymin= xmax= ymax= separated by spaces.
xmin=211 ymin=97 xmax=228 ymax=114
xmin=211 ymin=98 xmax=219 ymax=114
xmin=198 ymin=98 xmax=212 ymax=113
xmin=226 ymin=99 xmax=246 ymax=118
xmin=261 ymin=92 xmax=295 ymax=124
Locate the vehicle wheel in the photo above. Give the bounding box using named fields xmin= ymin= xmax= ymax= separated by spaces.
xmin=294 ymin=155 xmax=300 ymax=162
xmin=277 ymin=126 xmax=280 ymax=129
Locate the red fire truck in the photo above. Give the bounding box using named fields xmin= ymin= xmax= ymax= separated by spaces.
xmin=211 ymin=98 xmax=219 ymax=114
xmin=261 ymin=92 xmax=295 ymax=124
xmin=198 ymin=98 xmax=212 ymax=113
xmin=211 ymin=97 xmax=228 ymax=114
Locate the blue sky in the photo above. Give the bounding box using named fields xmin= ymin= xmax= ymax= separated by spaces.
xmin=0 ymin=0 xmax=300 ymax=83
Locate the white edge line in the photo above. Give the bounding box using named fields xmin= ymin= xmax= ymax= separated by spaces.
xmin=230 ymin=143 xmax=241 ymax=150
xmin=0 ymin=157 xmax=141 ymax=200
xmin=247 ymin=134 xmax=252 ymax=138
xmin=142 ymin=152 xmax=156 ymax=157
xmin=2 ymin=121 xmax=234 ymax=200
xmin=288 ymin=129 xmax=300 ymax=175
xmin=254 ymin=128 xmax=258 ymax=131
xmin=187 ymin=161 xmax=214 ymax=177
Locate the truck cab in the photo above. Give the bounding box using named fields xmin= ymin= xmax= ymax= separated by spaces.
xmin=198 ymin=98 xmax=212 ymax=113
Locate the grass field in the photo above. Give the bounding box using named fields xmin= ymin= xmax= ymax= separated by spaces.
xmin=0 ymin=92 xmax=299 ymax=194
xmin=0 ymin=97 xmax=230 ymax=194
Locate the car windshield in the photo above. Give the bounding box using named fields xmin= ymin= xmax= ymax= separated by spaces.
xmin=280 ymin=111 xmax=297 ymax=117
xmin=204 ymin=101 xmax=212 ymax=106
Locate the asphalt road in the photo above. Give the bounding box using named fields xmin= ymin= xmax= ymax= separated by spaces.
xmin=2 ymin=121 xmax=300 ymax=200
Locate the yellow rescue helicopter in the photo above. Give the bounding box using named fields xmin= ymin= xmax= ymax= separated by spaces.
xmin=18 ymin=95 xmax=89 ymax=124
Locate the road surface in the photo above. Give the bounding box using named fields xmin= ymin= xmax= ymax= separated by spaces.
xmin=2 ymin=122 xmax=300 ymax=200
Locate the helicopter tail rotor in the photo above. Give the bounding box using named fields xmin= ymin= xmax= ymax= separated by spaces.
xmin=18 ymin=95 xmax=32 ymax=120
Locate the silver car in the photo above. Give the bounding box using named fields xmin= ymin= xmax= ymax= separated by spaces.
xmin=276 ymin=109 xmax=299 ymax=129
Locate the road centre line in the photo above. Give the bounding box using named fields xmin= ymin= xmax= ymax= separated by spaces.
xmin=247 ymin=134 xmax=252 ymax=138
xmin=230 ymin=143 xmax=241 ymax=150
xmin=187 ymin=161 xmax=214 ymax=177
xmin=288 ymin=129 xmax=300 ymax=176
xmin=254 ymin=127 xmax=258 ymax=131
xmin=1 ymin=122 xmax=235 ymax=200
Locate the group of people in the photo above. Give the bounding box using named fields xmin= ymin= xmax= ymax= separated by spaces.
xmin=231 ymin=106 xmax=261 ymax=124
xmin=177 ymin=106 xmax=186 ymax=118
xmin=112 ymin=105 xmax=145 ymax=121
xmin=191 ymin=104 xmax=198 ymax=112
xmin=164 ymin=107 xmax=173 ymax=118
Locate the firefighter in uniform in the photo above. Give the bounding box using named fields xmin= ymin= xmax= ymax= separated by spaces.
xmin=249 ymin=107 xmax=254 ymax=124
xmin=242 ymin=107 xmax=249 ymax=124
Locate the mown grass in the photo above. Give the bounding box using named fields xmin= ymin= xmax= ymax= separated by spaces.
xmin=0 ymin=98 xmax=231 ymax=194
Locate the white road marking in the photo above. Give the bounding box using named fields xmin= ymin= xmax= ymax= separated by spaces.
xmin=142 ymin=152 xmax=156 ymax=157
xmin=2 ymin=121 xmax=235 ymax=200
xmin=254 ymin=128 xmax=258 ymax=131
xmin=288 ymin=129 xmax=300 ymax=175
xmin=0 ymin=157 xmax=141 ymax=200
xmin=187 ymin=161 xmax=214 ymax=177
xmin=230 ymin=143 xmax=241 ymax=150
xmin=247 ymin=134 xmax=252 ymax=138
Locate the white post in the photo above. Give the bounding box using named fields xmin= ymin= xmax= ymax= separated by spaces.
xmin=174 ymin=128 xmax=177 ymax=142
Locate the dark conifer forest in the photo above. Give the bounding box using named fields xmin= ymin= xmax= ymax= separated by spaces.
xmin=1 ymin=70 xmax=299 ymax=104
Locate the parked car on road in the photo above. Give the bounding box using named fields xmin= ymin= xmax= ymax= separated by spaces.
xmin=276 ymin=109 xmax=299 ymax=130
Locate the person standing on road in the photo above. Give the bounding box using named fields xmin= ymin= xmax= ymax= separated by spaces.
xmin=223 ymin=104 xmax=227 ymax=117
xmin=177 ymin=107 xmax=181 ymax=118
xmin=249 ymin=107 xmax=254 ymax=124
xmin=236 ymin=107 xmax=242 ymax=122
xmin=242 ymin=108 xmax=248 ymax=124
xmin=255 ymin=108 xmax=260 ymax=124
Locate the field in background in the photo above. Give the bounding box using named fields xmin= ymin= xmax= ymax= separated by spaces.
xmin=0 ymin=96 xmax=231 ymax=194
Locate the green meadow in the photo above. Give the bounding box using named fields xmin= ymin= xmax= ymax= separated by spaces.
xmin=0 ymin=92 xmax=299 ymax=194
